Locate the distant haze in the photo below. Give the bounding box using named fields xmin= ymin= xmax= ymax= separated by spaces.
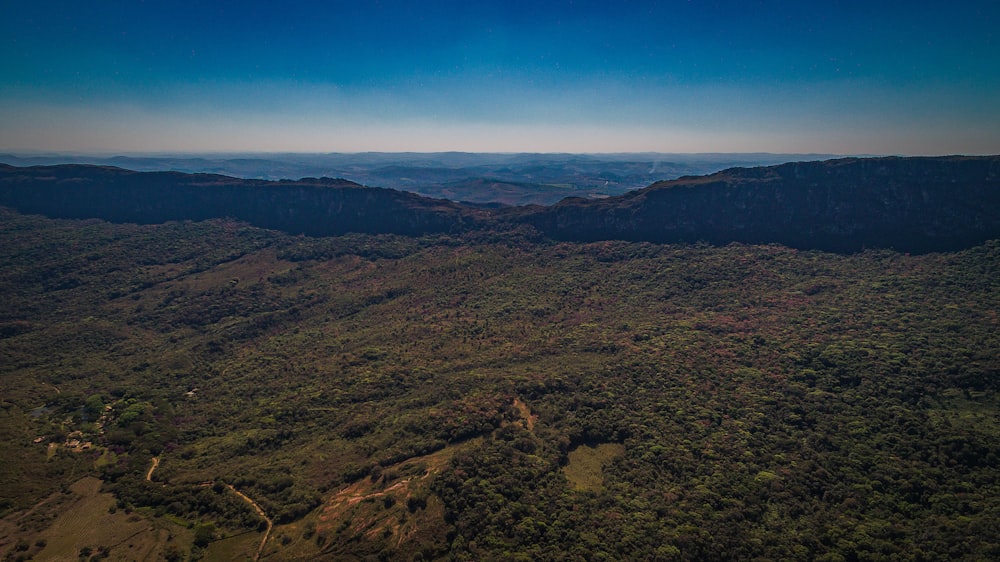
xmin=0 ymin=152 xmax=841 ymax=206
xmin=1 ymin=1 xmax=998 ymax=155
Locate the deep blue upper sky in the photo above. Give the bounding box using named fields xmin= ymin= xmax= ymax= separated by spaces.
xmin=2 ymin=1 xmax=998 ymax=153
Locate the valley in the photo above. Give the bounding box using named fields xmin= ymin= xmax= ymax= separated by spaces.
xmin=0 ymin=157 xmax=998 ymax=560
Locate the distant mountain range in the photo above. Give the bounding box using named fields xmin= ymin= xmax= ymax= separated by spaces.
xmin=0 ymin=152 xmax=840 ymax=205
xmin=2 ymin=155 xmax=998 ymax=253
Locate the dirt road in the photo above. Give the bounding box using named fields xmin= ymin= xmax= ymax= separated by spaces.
xmin=226 ymin=484 xmax=273 ymax=561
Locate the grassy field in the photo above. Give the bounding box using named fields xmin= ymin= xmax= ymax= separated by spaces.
xmin=563 ymin=443 xmax=626 ymax=492
xmin=0 ymin=477 xmax=193 ymax=561
xmin=202 ymin=531 xmax=261 ymax=562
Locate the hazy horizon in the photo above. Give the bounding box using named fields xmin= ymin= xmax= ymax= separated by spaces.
xmin=2 ymin=1 xmax=998 ymax=155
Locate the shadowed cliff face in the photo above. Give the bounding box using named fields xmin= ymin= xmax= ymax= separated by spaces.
xmin=2 ymin=156 xmax=999 ymax=253
xmin=518 ymin=156 xmax=1000 ymax=253
xmin=0 ymin=164 xmax=486 ymax=237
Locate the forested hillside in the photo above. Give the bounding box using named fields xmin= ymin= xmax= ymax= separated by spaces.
xmin=1 ymin=203 xmax=997 ymax=560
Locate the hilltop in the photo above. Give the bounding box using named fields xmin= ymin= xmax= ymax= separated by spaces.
xmin=0 ymin=163 xmax=484 ymax=237
xmin=519 ymin=156 xmax=1000 ymax=252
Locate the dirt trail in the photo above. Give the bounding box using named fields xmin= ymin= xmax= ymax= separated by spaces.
xmin=512 ymin=398 xmax=537 ymax=432
xmin=226 ymin=484 xmax=273 ymax=561
xmin=146 ymin=457 xmax=160 ymax=481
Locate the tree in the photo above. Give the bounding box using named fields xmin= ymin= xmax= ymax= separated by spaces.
xmin=193 ymin=523 xmax=215 ymax=548
xmin=84 ymin=394 xmax=104 ymax=418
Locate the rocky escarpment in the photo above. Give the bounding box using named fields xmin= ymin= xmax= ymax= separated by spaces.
xmin=2 ymin=156 xmax=1000 ymax=253
xmin=517 ymin=156 xmax=1000 ymax=253
xmin=0 ymin=164 xmax=484 ymax=237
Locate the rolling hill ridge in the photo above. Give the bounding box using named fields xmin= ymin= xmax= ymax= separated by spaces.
xmin=521 ymin=156 xmax=1000 ymax=252
xmin=0 ymin=164 xmax=483 ymax=237
xmin=2 ymin=155 xmax=999 ymax=252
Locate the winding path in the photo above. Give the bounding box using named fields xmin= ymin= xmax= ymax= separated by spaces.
xmin=146 ymin=456 xmax=160 ymax=481
xmin=143 ymin=457 xmax=272 ymax=559
xmin=226 ymin=484 xmax=273 ymax=562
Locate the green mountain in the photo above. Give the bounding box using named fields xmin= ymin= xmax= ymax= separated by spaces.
xmin=0 ymin=156 xmax=998 ymax=560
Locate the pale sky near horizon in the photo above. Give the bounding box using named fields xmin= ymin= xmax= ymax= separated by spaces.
xmin=1 ymin=1 xmax=998 ymax=155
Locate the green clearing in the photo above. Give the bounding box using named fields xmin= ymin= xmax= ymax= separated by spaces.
xmin=202 ymin=531 xmax=261 ymax=562
xmin=4 ymin=477 xmax=193 ymax=561
xmin=563 ymin=443 xmax=626 ymax=492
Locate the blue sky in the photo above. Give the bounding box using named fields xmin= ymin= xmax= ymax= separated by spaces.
xmin=1 ymin=1 xmax=998 ymax=154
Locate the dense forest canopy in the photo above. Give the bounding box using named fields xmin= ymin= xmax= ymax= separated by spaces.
xmin=0 ymin=157 xmax=998 ymax=560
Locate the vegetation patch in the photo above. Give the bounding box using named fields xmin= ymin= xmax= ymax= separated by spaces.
xmin=202 ymin=530 xmax=261 ymax=562
xmin=0 ymin=209 xmax=998 ymax=560
xmin=0 ymin=477 xmax=193 ymax=561
xmin=563 ymin=443 xmax=626 ymax=492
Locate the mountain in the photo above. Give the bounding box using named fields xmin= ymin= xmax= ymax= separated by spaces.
xmin=2 ymin=155 xmax=999 ymax=253
xmin=0 ymin=151 xmax=840 ymax=203
xmin=417 ymin=178 xmax=599 ymax=206
xmin=517 ymin=156 xmax=1000 ymax=253
xmin=1 ymin=157 xmax=999 ymax=560
xmin=0 ymin=164 xmax=484 ymax=237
